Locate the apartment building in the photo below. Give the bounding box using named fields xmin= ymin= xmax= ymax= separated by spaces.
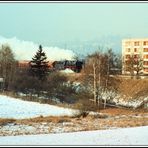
xmin=122 ymin=38 xmax=148 ymax=75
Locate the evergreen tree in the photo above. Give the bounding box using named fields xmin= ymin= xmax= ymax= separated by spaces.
xmin=30 ymin=45 xmax=49 ymax=80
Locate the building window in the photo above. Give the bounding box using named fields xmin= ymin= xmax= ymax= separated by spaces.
xmin=125 ymin=55 xmax=131 ymax=59
xmin=144 ymin=61 xmax=148 ymax=65
xmin=143 ymin=41 xmax=148 ymax=46
xmin=125 ymin=61 xmax=130 ymax=65
xmin=134 ymin=55 xmax=139 ymax=59
xmin=144 ymin=48 xmax=148 ymax=52
xmin=134 ymin=48 xmax=137 ymax=52
xmin=144 ymin=55 xmax=148 ymax=59
xmin=126 ymin=48 xmax=130 ymax=52
xmin=134 ymin=41 xmax=140 ymax=46
xmin=125 ymin=41 xmax=130 ymax=46
xmin=144 ymin=68 xmax=148 ymax=72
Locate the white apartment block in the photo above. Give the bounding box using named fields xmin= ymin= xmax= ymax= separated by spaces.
xmin=122 ymin=38 xmax=148 ymax=75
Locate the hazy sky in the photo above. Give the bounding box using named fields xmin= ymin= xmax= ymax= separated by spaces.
xmin=0 ymin=2 xmax=148 ymax=54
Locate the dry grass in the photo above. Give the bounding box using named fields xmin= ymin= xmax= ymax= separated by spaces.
xmin=117 ymin=78 xmax=148 ymax=99
xmin=0 ymin=118 xmax=16 ymax=126
xmin=100 ymin=107 xmax=148 ymax=116
xmin=0 ymin=108 xmax=147 ymax=132
xmin=100 ymin=117 xmax=148 ymax=128
xmin=16 ymin=116 xmax=72 ymax=125
xmin=0 ymin=108 xmax=147 ymax=136
xmin=66 ymin=73 xmax=84 ymax=83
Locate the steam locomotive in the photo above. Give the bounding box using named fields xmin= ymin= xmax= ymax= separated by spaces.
xmin=52 ymin=60 xmax=84 ymax=73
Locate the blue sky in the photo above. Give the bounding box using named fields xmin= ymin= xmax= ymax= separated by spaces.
xmin=0 ymin=2 xmax=148 ymax=55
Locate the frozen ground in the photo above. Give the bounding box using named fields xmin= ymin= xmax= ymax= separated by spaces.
xmin=0 ymin=126 xmax=147 ymax=145
xmin=0 ymin=95 xmax=76 ymax=119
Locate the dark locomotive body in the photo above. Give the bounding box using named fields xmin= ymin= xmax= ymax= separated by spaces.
xmin=52 ymin=60 xmax=84 ymax=73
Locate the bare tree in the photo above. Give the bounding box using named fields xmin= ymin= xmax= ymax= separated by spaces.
xmin=125 ymin=54 xmax=143 ymax=79
xmin=82 ymin=48 xmax=120 ymax=109
xmin=0 ymin=44 xmax=17 ymax=90
xmin=83 ymin=51 xmax=109 ymax=107
xmin=103 ymin=49 xmax=121 ymax=108
xmin=134 ymin=56 xmax=143 ymax=79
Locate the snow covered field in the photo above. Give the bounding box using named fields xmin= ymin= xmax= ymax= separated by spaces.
xmin=0 ymin=95 xmax=75 ymax=119
xmin=0 ymin=126 xmax=147 ymax=145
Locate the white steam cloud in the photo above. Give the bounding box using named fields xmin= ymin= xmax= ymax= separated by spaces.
xmin=0 ymin=36 xmax=75 ymax=61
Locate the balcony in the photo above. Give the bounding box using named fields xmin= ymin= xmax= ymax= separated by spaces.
xmin=134 ymin=52 xmax=140 ymax=55
xmin=143 ymin=45 xmax=148 ymax=48
xmin=143 ymin=52 xmax=148 ymax=54
xmin=143 ymin=65 xmax=148 ymax=68
xmin=125 ymin=52 xmax=132 ymax=54
xmin=143 ymin=59 xmax=148 ymax=61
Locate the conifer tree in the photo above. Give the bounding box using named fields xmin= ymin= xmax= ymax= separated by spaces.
xmin=30 ymin=45 xmax=49 ymax=80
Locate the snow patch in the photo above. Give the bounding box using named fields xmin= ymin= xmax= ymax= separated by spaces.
xmin=0 ymin=126 xmax=147 ymax=145
xmin=0 ymin=95 xmax=76 ymax=119
xmin=60 ymin=68 xmax=75 ymax=74
xmin=100 ymin=90 xmax=148 ymax=109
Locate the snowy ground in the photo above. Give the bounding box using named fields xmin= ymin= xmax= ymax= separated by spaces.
xmin=0 ymin=95 xmax=147 ymax=145
xmin=0 ymin=126 xmax=147 ymax=145
xmin=0 ymin=95 xmax=76 ymax=119
xmin=60 ymin=68 xmax=75 ymax=74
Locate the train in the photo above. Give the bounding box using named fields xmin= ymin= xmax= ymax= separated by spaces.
xmin=52 ymin=60 xmax=84 ymax=73
xmin=18 ymin=60 xmax=84 ymax=73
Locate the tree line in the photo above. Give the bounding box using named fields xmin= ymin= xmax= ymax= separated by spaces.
xmin=0 ymin=44 xmax=77 ymax=104
xmin=1 ymin=44 xmax=137 ymax=109
xmin=0 ymin=43 xmax=146 ymax=112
